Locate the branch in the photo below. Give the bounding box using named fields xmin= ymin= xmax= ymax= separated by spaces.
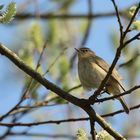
xmin=87 ymin=109 xmax=125 ymax=139
xmin=111 ymin=0 xmax=123 ymax=37
xmin=95 ymin=85 xmax=140 ymax=103
xmin=0 ymin=108 xmax=125 ymax=139
xmin=102 ymin=103 xmax=140 ymax=117
xmin=0 ymin=43 xmax=81 ymax=107
xmin=0 ymin=118 xmax=89 ymax=127
xmin=67 ymin=84 xmax=81 ymax=93
xmin=0 ymin=40 xmax=47 ymax=121
xmin=0 ymin=102 xmax=140 ymax=127
xmin=123 ymin=2 xmax=140 ymax=37
xmin=124 ymin=32 xmax=140 ymax=46
xmin=90 ymin=118 xmax=96 ymax=140
xmin=89 ymin=1 xmax=140 ymax=104
xmin=29 ymin=46 xmax=67 ymax=96
xmin=118 ymin=52 xmax=140 ymax=68
xmin=13 ymin=1 xmax=139 ymax=21
xmin=0 ymin=43 xmax=125 ymax=139
xmin=15 ymin=12 xmax=123 ymax=20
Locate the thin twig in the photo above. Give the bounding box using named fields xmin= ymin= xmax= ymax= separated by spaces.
xmin=44 ymin=47 xmax=67 ymax=75
xmin=95 ymin=85 xmax=140 ymax=103
xmin=23 ymin=39 xmax=48 ymax=97
xmin=102 ymin=103 xmax=140 ymax=117
xmin=0 ymin=118 xmax=89 ymax=127
xmin=111 ymin=0 xmax=123 ymax=38
xmin=18 ymin=102 xmax=68 ymax=109
xmin=29 ymin=47 xmax=67 ymax=95
xmin=123 ymin=2 xmax=140 ymax=38
xmin=67 ymin=84 xmax=81 ymax=93
xmin=9 ymin=85 xmax=140 ymax=119
xmin=0 ymin=84 xmax=81 ymax=116
xmin=0 ymin=37 xmax=128 ymax=140
xmin=0 ymin=40 xmax=48 ymax=121
xmin=90 ymin=118 xmax=96 ymax=140
xmin=0 ymin=103 xmax=140 ymax=127
xmin=124 ymin=32 xmax=140 ymax=46
xmin=89 ymin=1 xmax=140 ymax=104
xmin=118 ymin=52 xmax=140 ymax=68
xmin=15 ymin=12 xmax=122 ymax=20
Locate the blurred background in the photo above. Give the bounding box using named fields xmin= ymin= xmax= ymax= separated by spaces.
xmin=0 ymin=0 xmax=140 ymax=139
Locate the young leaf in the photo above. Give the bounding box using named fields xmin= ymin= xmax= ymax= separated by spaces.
xmin=96 ymin=130 xmax=113 ymax=140
xmin=129 ymin=6 xmax=137 ymax=17
xmin=0 ymin=2 xmax=16 ymax=24
xmin=76 ymin=128 xmax=89 ymax=140
xmin=132 ymin=20 xmax=140 ymax=30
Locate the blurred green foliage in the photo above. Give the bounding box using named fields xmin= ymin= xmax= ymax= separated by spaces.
xmin=52 ymin=0 xmax=75 ymax=12
xmin=76 ymin=128 xmax=89 ymax=140
xmin=18 ymin=22 xmax=44 ymax=100
xmin=1 ymin=1 xmax=140 ymax=139
xmin=0 ymin=2 xmax=16 ymax=24
xmin=96 ymin=130 xmax=113 ymax=140
xmin=111 ymin=31 xmax=140 ymax=86
xmin=30 ymin=23 xmax=44 ymax=50
xmin=16 ymin=3 xmax=86 ymax=102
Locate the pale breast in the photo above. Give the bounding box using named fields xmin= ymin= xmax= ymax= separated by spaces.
xmin=78 ymin=60 xmax=106 ymax=90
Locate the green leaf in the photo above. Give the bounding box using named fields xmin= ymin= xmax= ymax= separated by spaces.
xmin=96 ymin=130 xmax=113 ymax=140
xmin=132 ymin=20 xmax=140 ymax=30
xmin=110 ymin=31 xmax=131 ymax=56
xmin=30 ymin=22 xmax=44 ymax=49
xmin=59 ymin=55 xmax=70 ymax=90
xmin=119 ymin=50 xmax=140 ymax=68
xmin=0 ymin=2 xmax=16 ymax=24
xmin=23 ymin=77 xmax=40 ymax=101
xmin=47 ymin=20 xmax=60 ymax=45
xmin=18 ymin=47 xmax=35 ymax=68
xmin=76 ymin=128 xmax=89 ymax=140
xmin=59 ymin=55 xmax=69 ymax=76
xmin=110 ymin=31 xmax=119 ymax=49
xmin=31 ymin=91 xmax=39 ymax=100
xmin=52 ymin=0 xmax=75 ymax=10
xmin=129 ymin=6 xmax=137 ymax=17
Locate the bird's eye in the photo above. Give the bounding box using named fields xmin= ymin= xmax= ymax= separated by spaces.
xmin=81 ymin=49 xmax=88 ymax=53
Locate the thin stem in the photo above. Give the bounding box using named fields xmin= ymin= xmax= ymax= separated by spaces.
xmin=111 ymin=0 xmax=123 ymax=38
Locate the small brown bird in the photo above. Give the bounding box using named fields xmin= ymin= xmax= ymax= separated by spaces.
xmin=76 ymin=47 xmax=129 ymax=114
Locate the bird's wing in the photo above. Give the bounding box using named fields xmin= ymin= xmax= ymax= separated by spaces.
xmin=94 ymin=56 xmax=122 ymax=79
xmin=94 ymin=56 xmax=125 ymax=91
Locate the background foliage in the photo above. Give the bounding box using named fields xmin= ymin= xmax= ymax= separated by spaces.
xmin=0 ymin=0 xmax=140 ymax=140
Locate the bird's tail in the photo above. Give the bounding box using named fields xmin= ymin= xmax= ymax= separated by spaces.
xmin=106 ymin=79 xmax=129 ymax=114
xmin=119 ymin=97 xmax=129 ymax=114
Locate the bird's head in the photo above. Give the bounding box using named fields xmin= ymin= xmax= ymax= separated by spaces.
xmin=75 ymin=47 xmax=95 ymax=59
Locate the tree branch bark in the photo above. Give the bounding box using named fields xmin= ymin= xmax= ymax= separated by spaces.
xmin=0 ymin=43 xmax=125 ymax=139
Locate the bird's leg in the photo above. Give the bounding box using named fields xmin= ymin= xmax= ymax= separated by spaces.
xmin=102 ymin=86 xmax=109 ymax=94
xmin=100 ymin=89 xmax=106 ymax=95
xmin=105 ymin=84 xmax=116 ymax=100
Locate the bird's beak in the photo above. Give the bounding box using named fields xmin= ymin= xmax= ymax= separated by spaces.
xmin=74 ymin=48 xmax=79 ymax=52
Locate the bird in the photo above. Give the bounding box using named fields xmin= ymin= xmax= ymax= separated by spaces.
xmin=75 ymin=47 xmax=129 ymax=114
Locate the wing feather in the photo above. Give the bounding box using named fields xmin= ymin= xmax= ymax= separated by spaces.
xmin=94 ymin=56 xmax=125 ymax=91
